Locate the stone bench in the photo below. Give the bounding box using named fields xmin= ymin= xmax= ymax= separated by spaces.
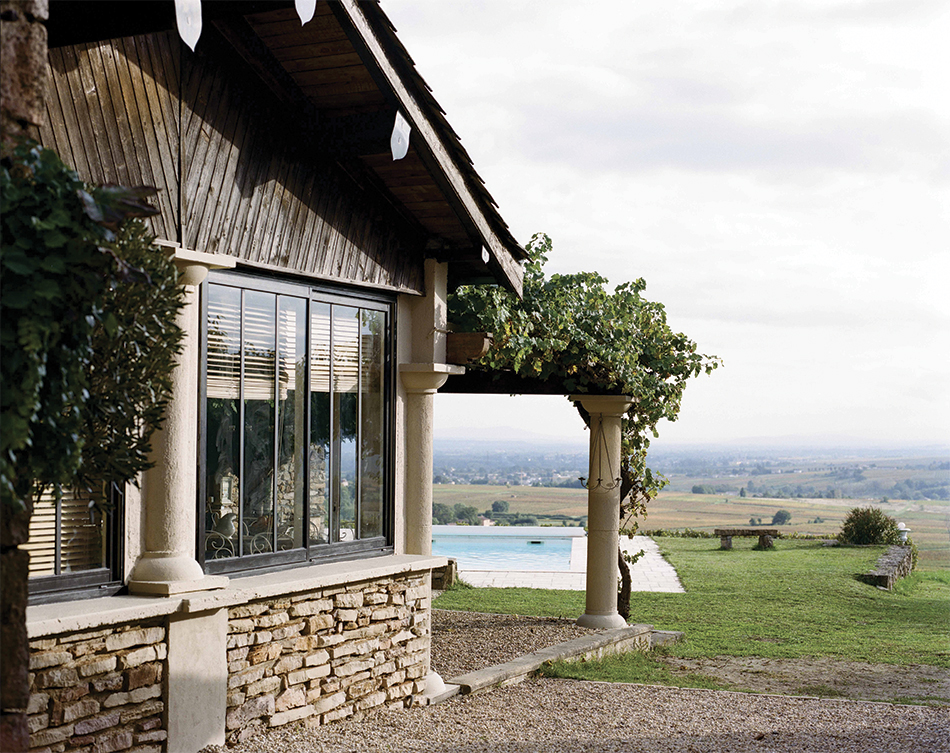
xmin=715 ymin=528 xmax=780 ymax=550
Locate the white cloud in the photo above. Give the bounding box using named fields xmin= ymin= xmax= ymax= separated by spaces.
xmin=388 ymin=0 xmax=950 ymax=446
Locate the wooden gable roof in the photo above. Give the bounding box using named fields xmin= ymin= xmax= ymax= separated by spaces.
xmin=46 ymin=0 xmax=525 ymax=295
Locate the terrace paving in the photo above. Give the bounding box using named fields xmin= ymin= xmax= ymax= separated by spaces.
xmin=459 ymin=535 xmax=685 ymax=592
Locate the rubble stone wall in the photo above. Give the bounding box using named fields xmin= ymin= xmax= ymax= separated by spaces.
xmin=28 ymin=620 xmax=167 ymax=753
xmin=224 ymin=572 xmax=430 ymax=744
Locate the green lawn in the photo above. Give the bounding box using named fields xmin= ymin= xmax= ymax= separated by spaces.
xmin=434 ymin=537 xmax=950 ymax=667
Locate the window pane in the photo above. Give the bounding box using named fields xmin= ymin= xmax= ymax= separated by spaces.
xmin=333 ymin=307 xmax=359 ymax=543
xmin=25 ymin=486 xmax=106 ymax=576
xmin=276 ymin=296 xmax=306 ymax=551
xmin=360 ymin=309 xmax=385 ymax=539
xmin=243 ymin=290 xmax=276 ymax=555
xmin=309 ymin=303 xmax=331 ymax=545
xmin=205 ymin=285 xmax=241 ymax=559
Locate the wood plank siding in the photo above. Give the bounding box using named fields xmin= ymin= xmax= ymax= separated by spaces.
xmin=38 ymin=28 xmax=425 ymax=294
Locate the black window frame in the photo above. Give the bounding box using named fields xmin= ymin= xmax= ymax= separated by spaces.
xmin=198 ymin=269 xmax=396 ymax=576
xmin=26 ymin=483 xmax=125 ymax=604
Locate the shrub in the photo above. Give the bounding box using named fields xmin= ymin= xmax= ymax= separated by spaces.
xmin=772 ymin=509 xmax=792 ymax=526
xmin=837 ymin=506 xmax=902 ymax=546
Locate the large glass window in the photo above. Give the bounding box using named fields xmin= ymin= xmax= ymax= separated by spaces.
xmin=201 ymin=272 xmax=393 ymax=573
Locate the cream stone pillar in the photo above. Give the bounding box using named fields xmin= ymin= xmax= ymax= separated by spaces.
xmin=573 ymin=395 xmax=634 ymax=629
xmin=401 ymin=259 xmax=463 ymax=700
xmin=128 ymin=247 xmax=234 ymax=596
xmin=400 ymin=365 xmax=463 ymax=556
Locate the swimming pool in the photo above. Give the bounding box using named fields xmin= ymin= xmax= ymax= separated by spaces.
xmin=431 ymin=525 xmax=585 ymax=572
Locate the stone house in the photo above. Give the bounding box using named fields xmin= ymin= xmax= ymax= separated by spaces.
xmin=20 ymin=2 xmax=525 ymax=750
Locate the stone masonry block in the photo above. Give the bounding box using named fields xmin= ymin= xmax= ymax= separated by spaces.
xmin=335 ymin=609 xmax=358 ymax=623
xmin=73 ymin=712 xmax=120 ymax=736
xmin=92 ymin=728 xmax=133 ymax=753
xmin=245 ymin=676 xmax=282 ymax=698
xmin=305 ymin=650 xmax=329 ymax=667
xmin=229 ymin=665 xmax=267 ymax=690
xmin=332 ymin=659 xmax=373 ymax=678
xmin=273 ymin=655 xmax=303 ymax=675
xmin=102 ymin=684 xmax=161 ymax=708
xmin=27 ymin=713 xmax=48 ymax=734
xmin=34 ymin=667 xmax=79 ymax=688
xmin=104 ymin=628 xmax=164 ymax=653
xmin=289 ymin=599 xmax=332 ymax=617
xmin=269 ymin=705 xmax=314 ymax=728
xmin=29 ymin=651 xmax=72 ymax=670
xmin=383 ymin=670 xmax=407 ymax=688
xmin=310 ymin=691 xmax=345 ymax=716
xmin=322 ymin=706 xmax=353 ymax=723
xmin=29 ymin=724 xmax=73 ymax=749
xmin=62 ymin=698 xmax=99 ymax=723
xmin=227 ymin=632 xmax=254 ymax=649
xmin=355 ymin=690 xmax=387 ymax=711
xmin=226 ymin=695 xmax=275 ymax=731
xmin=248 ymin=644 xmax=282 ymax=665
xmin=124 ymin=662 xmax=161 ymax=691
xmin=76 ymin=656 xmax=117 ymax=677
xmin=118 ymin=699 xmax=164 ymax=724
xmin=229 ymin=619 xmax=256 ymax=634
xmin=274 ymin=686 xmax=306 ymax=713
xmin=334 ymin=593 xmax=363 ymax=609
xmin=27 ymin=692 xmax=49 ymax=714
xmin=119 ymin=646 xmax=157 ymax=670
xmin=230 ymin=604 xmax=268 ymax=619
xmin=92 ymin=674 xmax=123 ymax=693
xmin=254 ymin=612 xmax=289 ymax=629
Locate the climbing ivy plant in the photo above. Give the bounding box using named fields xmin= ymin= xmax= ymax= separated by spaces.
xmin=1 ymin=141 xmax=183 ymax=511
xmin=449 ymin=233 xmax=721 ymax=616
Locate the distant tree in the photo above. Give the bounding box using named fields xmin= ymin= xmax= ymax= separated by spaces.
xmin=772 ymin=509 xmax=792 ymax=526
xmin=748 ymin=517 xmax=757 ymax=526
xmin=432 ymin=503 xmax=453 ymax=525
xmin=739 ymin=487 xmax=747 ymax=498
xmin=492 ymin=500 xmax=509 ymax=514
xmin=453 ymin=503 xmax=479 ymax=526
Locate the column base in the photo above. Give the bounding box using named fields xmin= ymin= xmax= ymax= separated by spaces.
xmin=128 ymin=552 xmax=228 ymax=596
xmin=576 ymin=612 xmax=628 ymax=629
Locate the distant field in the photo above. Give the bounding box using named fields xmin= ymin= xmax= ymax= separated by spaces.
xmin=432 ymin=484 xmax=950 ymax=570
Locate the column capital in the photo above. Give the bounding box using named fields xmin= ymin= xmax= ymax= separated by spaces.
xmin=155 ymin=241 xmax=237 ymax=286
xmin=399 ymin=363 xmax=465 ymax=394
xmin=570 ymin=394 xmax=635 ymax=417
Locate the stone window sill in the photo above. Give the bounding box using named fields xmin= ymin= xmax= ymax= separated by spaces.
xmin=27 ymin=554 xmax=446 ymax=638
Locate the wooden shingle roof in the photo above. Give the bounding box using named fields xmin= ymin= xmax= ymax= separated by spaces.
xmin=47 ymin=0 xmax=526 ymax=294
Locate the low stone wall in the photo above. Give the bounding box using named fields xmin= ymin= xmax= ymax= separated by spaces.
xmin=224 ymin=572 xmax=430 ymax=744
xmin=861 ymin=545 xmax=914 ymax=590
xmin=28 ymin=621 xmax=167 ymax=753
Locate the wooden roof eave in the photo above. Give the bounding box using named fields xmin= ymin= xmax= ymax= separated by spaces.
xmin=335 ymin=0 xmax=524 ymax=297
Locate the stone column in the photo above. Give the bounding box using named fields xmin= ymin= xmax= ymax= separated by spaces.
xmin=399 ymin=365 xmax=463 ymax=556
xmin=399 ymin=364 xmax=461 ymax=701
xmin=128 ymin=248 xmax=233 ymax=596
xmin=573 ymin=395 xmax=634 ymax=629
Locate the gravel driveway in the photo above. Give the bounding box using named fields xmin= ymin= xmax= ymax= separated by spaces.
xmin=216 ymin=609 xmax=949 ymax=753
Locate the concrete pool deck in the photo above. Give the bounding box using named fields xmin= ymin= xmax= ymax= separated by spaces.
xmin=458 ymin=535 xmax=685 ymax=592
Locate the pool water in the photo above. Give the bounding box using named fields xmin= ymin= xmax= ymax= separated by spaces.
xmin=431 ymin=525 xmax=584 ymax=571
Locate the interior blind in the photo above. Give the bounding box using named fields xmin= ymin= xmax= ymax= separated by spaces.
xmin=207 ymin=289 xmax=302 ymax=401
xmin=24 ymin=486 xmax=105 ymax=577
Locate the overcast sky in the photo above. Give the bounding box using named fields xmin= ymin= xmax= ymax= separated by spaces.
xmin=384 ymin=0 xmax=950 ymax=449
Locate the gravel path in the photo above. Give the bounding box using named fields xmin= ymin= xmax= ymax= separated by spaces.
xmin=217 ymin=609 xmax=949 ymax=752
xmin=222 ymin=678 xmax=949 ymax=752
xmin=431 ymin=609 xmax=601 ymax=678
